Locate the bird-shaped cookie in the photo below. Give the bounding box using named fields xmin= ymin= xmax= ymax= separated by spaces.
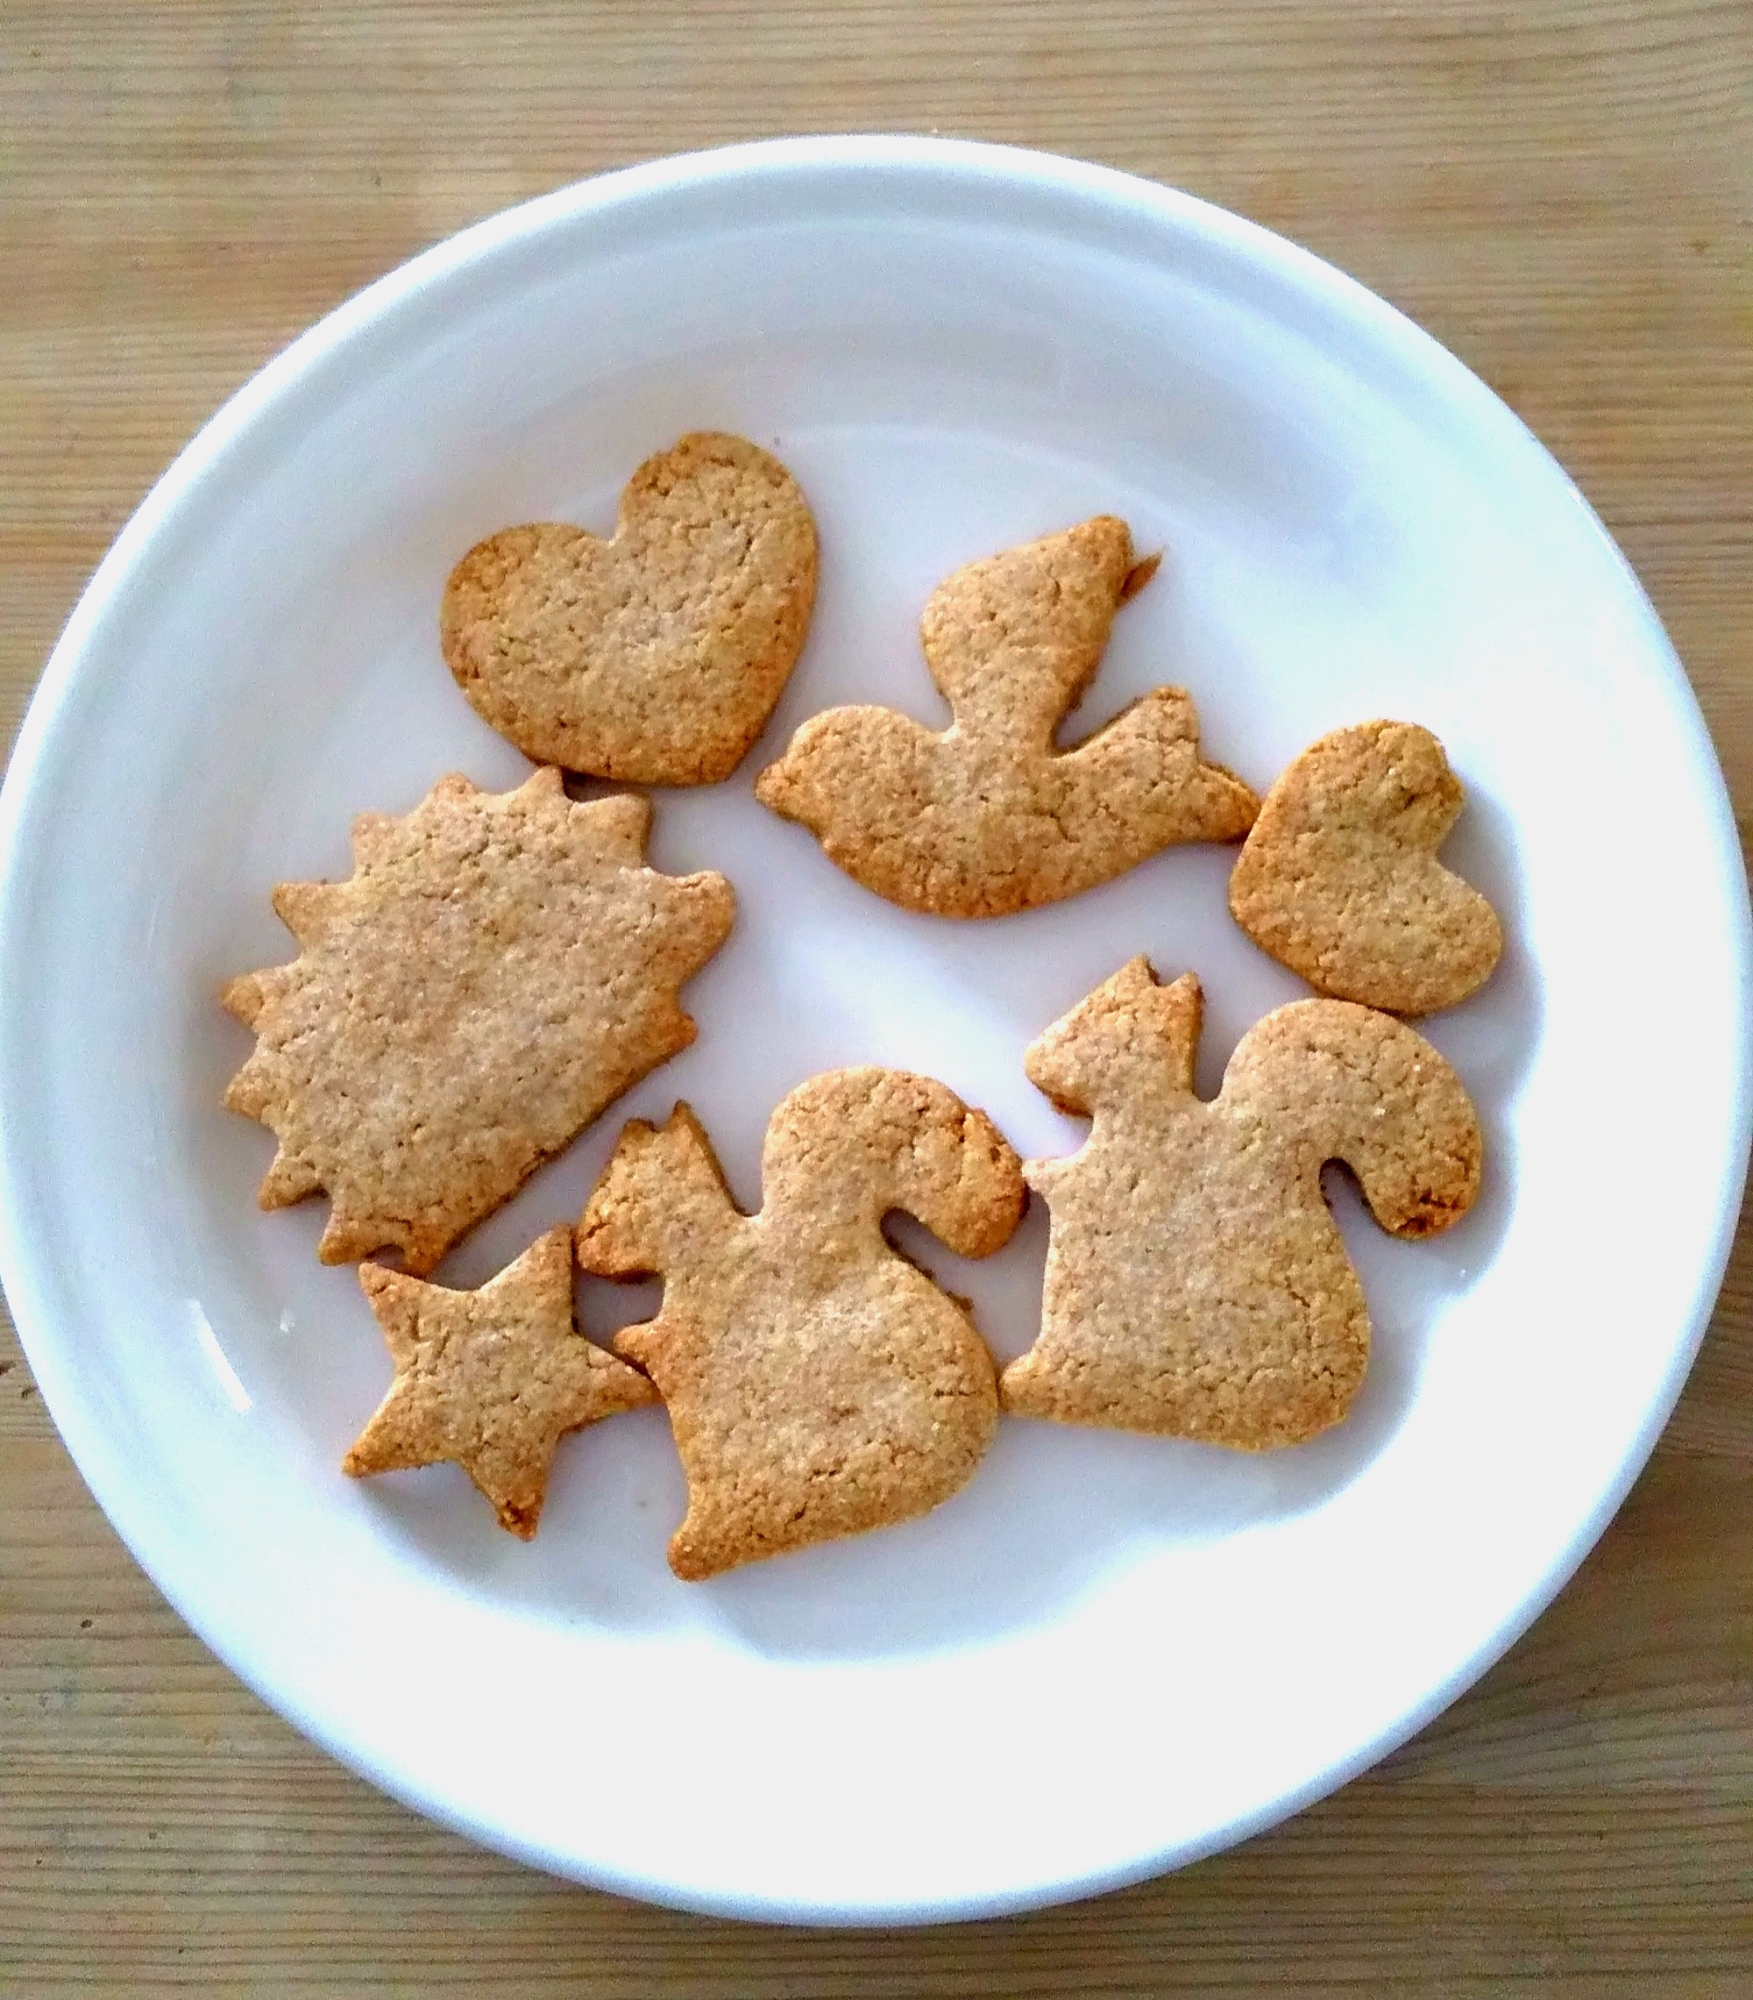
xmin=1001 ymin=959 xmax=1482 ymax=1448
xmin=577 ymin=1068 xmax=1025 ymax=1579
xmin=754 ymin=516 xmax=1259 ymax=916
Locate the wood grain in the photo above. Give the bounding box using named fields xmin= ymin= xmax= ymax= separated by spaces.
xmin=1 ymin=2 xmax=1749 ymax=1992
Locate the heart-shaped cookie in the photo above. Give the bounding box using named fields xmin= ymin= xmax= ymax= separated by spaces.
xmin=1227 ymin=720 xmax=1502 ymax=1015
xmin=441 ymin=432 xmax=818 ymax=785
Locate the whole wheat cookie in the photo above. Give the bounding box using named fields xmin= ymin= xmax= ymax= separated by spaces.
xmin=1228 ymin=720 xmax=1503 ymax=1015
xmin=1001 ymin=958 xmax=1481 ymax=1448
xmin=754 ymin=516 xmax=1258 ymax=916
xmin=221 ymin=767 xmax=734 ymax=1274
xmin=578 ymin=1069 xmax=1025 ymax=1580
xmin=441 ymin=432 xmax=818 ymax=784
xmin=343 ymin=1226 xmax=656 ymax=1537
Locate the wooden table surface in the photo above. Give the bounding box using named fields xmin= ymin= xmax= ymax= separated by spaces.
xmin=3 ymin=4 xmax=1749 ymax=1992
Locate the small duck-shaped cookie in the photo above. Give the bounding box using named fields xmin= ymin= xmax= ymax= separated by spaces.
xmin=754 ymin=516 xmax=1258 ymax=917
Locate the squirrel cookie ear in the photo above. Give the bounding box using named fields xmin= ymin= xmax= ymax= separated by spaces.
xmin=578 ymin=1104 xmax=741 ymax=1280
xmin=1024 ymin=959 xmax=1203 ymax=1117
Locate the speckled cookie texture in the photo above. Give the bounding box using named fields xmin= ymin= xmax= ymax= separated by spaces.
xmin=441 ymin=432 xmax=818 ymax=784
xmin=221 ymin=766 xmax=734 ymax=1275
xmin=1001 ymin=958 xmax=1481 ymax=1448
xmin=577 ymin=1069 xmax=1025 ymax=1580
xmin=754 ymin=516 xmax=1258 ymax=916
xmin=1228 ymin=719 xmax=1503 ymax=1015
xmin=343 ymin=1226 xmax=656 ymax=1537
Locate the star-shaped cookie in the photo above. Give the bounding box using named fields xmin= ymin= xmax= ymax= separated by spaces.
xmin=343 ymin=1226 xmax=656 ymax=1537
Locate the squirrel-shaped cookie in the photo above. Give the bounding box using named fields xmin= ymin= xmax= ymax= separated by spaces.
xmin=578 ymin=1069 xmax=1025 ymax=1579
xmin=442 ymin=432 xmax=819 ymax=784
xmin=1001 ymin=959 xmax=1481 ymax=1448
xmin=1229 ymin=720 xmax=1503 ymax=1015
xmin=755 ymin=517 xmax=1257 ymax=916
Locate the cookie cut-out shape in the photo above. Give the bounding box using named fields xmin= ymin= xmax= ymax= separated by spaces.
xmin=222 ymin=767 xmax=734 ymax=1274
xmin=1001 ymin=958 xmax=1481 ymax=1448
xmin=1228 ymin=719 xmax=1503 ymax=1015
xmin=754 ymin=516 xmax=1258 ymax=916
xmin=343 ymin=1227 xmax=656 ymax=1537
xmin=442 ymin=432 xmax=819 ymax=784
xmin=578 ymin=1069 xmax=1025 ymax=1580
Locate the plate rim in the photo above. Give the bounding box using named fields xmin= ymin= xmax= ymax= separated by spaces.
xmin=1 ymin=133 xmax=1749 ymax=1925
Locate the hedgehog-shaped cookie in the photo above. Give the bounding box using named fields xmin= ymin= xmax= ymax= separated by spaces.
xmin=1001 ymin=959 xmax=1481 ymax=1448
xmin=578 ymin=1069 xmax=1025 ymax=1578
xmin=755 ymin=517 xmax=1258 ymax=916
xmin=221 ymin=768 xmax=734 ymax=1274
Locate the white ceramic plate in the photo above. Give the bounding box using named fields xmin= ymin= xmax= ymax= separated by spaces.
xmin=1 ymin=138 xmax=1748 ymax=1925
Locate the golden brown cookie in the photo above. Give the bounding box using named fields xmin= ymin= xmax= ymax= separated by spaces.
xmin=1001 ymin=958 xmax=1481 ymax=1448
xmin=577 ymin=1069 xmax=1025 ymax=1580
xmin=343 ymin=1226 xmax=656 ymax=1537
xmin=221 ymin=767 xmax=734 ymax=1274
xmin=754 ymin=516 xmax=1257 ymax=916
xmin=1228 ymin=719 xmax=1503 ymax=1015
xmin=441 ymin=432 xmax=818 ymax=784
